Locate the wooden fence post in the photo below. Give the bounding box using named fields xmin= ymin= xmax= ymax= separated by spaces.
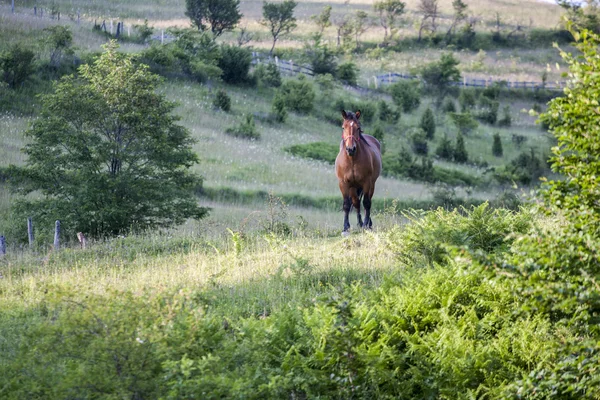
xmin=54 ymin=220 xmax=60 ymax=251
xmin=34 ymin=6 xmax=37 ymax=16
xmin=27 ymin=217 xmax=34 ymax=247
xmin=77 ymin=232 xmax=87 ymax=249
xmin=161 ymin=30 xmax=164 ymax=44
xmin=0 ymin=236 xmax=5 ymax=256
xmin=12 ymin=0 xmax=14 ymax=14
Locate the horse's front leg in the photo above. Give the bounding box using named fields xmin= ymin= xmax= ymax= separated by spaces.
xmin=350 ymin=189 xmax=363 ymax=228
xmin=343 ymin=195 xmax=351 ymax=233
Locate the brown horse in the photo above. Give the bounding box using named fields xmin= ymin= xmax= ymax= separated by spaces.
xmin=335 ymin=110 xmax=382 ymax=235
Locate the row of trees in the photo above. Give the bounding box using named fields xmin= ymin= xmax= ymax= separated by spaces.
xmin=182 ymin=0 xmax=475 ymax=54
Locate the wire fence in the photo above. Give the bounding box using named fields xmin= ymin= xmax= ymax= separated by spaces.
xmin=251 ymin=53 xmax=565 ymax=92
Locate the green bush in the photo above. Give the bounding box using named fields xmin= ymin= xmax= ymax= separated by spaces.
xmin=371 ymin=124 xmax=386 ymax=154
xmin=458 ymin=88 xmax=478 ymax=111
xmin=285 ymin=142 xmax=338 ymax=163
xmin=0 ymin=44 xmax=36 ymax=88
xmin=378 ymin=99 xmax=400 ymax=123
xmin=254 ymin=62 xmax=282 ymax=87
xmin=271 ymin=94 xmax=288 ymax=123
xmin=448 ymin=112 xmax=478 ymax=135
xmin=494 ymin=149 xmax=546 ymax=185
xmin=453 ymin=133 xmax=468 ymax=163
xmin=441 ymin=96 xmax=457 ymax=113
xmin=475 ymin=96 xmax=499 ymax=125
xmin=134 ymin=19 xmax=154 ymax=43
xmin=218 ymin=44 xmax=253 ymax=84
xmin=308 ymin=43 xmax=337 ymax=76
xmin=492 ymin=132 xmax=503 ymax=157
xmin=497 ymin=105 xmax=512 ymax=127
xmin=213 ymin=89 xmax=231 ymax=111
xmin=225 ymin=114 xmax=260 ymax=139
xmin=435 ymin=133 xmax=454 ymax=160
xmin=389 ymin=80 xmax=421 ymax=112
xmin=410 ymin=128 xmax=429 ymax=155
xmin=277 ymin=75 xmax=315 ymax=114
xmin=420 ymin=107 xmax=436 ymax=139
xmin=336 ymin=62 xmax=358 ymax=86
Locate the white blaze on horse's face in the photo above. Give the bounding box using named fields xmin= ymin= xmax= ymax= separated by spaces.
xmin=343 ymin=120 xmax=358 ymax=157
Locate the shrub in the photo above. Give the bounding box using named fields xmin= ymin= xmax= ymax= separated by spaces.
xmin=277 ymin=75 xmax=315 ymax=114
xmin=449 ymin=112 xmax=478 ymax=135
xmin=453 ymin=133 xmax=468 ymax=163
xmin=410 ymin=128 xmax=429 ymax=155
xmin=213 ymin=89 xmax=231 ymax=111
xmin=134 ymin=19 xmax=154 ymax=43
xmin=218 ymin=44 xmax=253 ymax=84
xmin=225 ymin=114 xmax=260 ymax=139
xmin=458 ymin=88 xmax=477 ymax=111
xmin=371 ymin=124 xmax=386 ymax=154
xmin=378 ymin=100 xmax=400 ymax=123
xmin=285 ymin=142 xmax=338 ymax=163
xmin=271 ymin=94 xmax=288 ymax=123
xmin=435 ymin=133 xmax=454 ymax=160
xmin=441 ymin=96 xmax=457 ymax=113
xmin=497 ymin=105 xmax=512 ymax=127
xmin=475 ymin=96 xmax=499 ymax=125
xmin=336 ymin=62 xmax=358 ymax=86
xmin=335 ymin=97 xmax=378 ymax=123
xmin=420 ymin=107 xmax=436 ymax=139
xmin=495 ymin=149 xmax=545 ymax=185
xmin=0 ymin=44 xmax=36 ymax=88
xmin=420 ymin=52 xmax=461 ymax=96
xmin=492 ymin=132 xmax=503 ymax=157
xmin=254 ymin=62 xmax=282 ymax=87
xmin=390 ymin=80 xmax=421 ymax=112
xmin=308 ymin=43 xmax=337 ymax=75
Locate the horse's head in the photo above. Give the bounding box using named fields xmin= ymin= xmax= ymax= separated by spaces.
xmin=341 ymin=110 xmax=362 ymax=157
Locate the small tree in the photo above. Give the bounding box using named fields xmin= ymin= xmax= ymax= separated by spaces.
xmin=436 ymin=133 xmax=454 ymax=160
xmin=373 ymin=0 xmax=406 ymax=45
xmin=498 ymin=105 xmax=512 ymax=127
xmin=446 ymin=0 xmax=468 ymax=39
xmin=261 ymin=0 xmax=298 ymax=55
xmin=390 ymin=80 xmax=421 ymax=112
xmin=185 ymin=0 xmax=242 ymax=37
xmin=0 ymin=44 xmax=35 ymax=89
xmin=418 ymin=0 xmax=440 ymax=41
xmin=420 ymin=107 xmax=436 ymax=139
xmin=311 ymin=5 xmax=332 ymax=36
xmin=420 ymin=53 xmax=461 ymax=97
xmin=7 ymin=42 xmax=207 ymax=237
xmin=44 ymin=26 xmax=74 ymax=68
xmin=134 ymin=19 xmax=154 ymax=43
xmin=336 ymin=62 xmax=358 ymax=86
xmin=378 ymin=100 xmax=400 ymax=123
xmin=371 ymin=124 xmax=386 ymax=154
xmin=271 ymin=94 xmax=288 ymax=123
xmin=449 ymin=111 xmax=478 ymax=135
xmin=492 ymin=132 xmax=503 ymax=157
xmin=410 ymin=128 xmax=429 ymax=155
xmin=453 ymin=133 xmax=468 ymax=163
xmin=218 ymin=44 xmax=252 ymax=84
xmin=353 ymin=11 xmax=371 ymax=49
xmin=214 ymin=89 xmax=231 ymax=112
xmin=277 ymin=75 xmax=315 ymax=114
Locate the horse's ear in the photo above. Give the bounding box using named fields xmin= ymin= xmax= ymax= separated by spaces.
xmin=341 ymin=110 xmax=348 ymax=120
xmin=355 ymin=110 xmax=361 ymax=120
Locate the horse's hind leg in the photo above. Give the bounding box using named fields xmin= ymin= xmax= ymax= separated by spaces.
xmin=350 ymin=187 xmax=363 ymax=228
xmin=343 ymin=195 xmax=351 ymax=232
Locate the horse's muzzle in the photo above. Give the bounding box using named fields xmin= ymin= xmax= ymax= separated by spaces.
xmin=346 ymin=147 xmax=356 ymax=156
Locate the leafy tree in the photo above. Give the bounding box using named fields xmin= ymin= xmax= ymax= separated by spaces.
xmin=185 ymin=0 xmax=242 ymax=37
xmin=0 ymin=44 xmax=35 ymax=88
xmin=417 ymin=0 xmax=440 ymax=41
xmin=7 ymin=42 xmax=207 ymax=238
xmin=43 ymin=26 xmax=74 ymax=68
xmin=261 ymin=0 xmax=298 ymax=55
xmin=453 ymin=133 xmax=468 ymax=163
xmin=353 ymin=11 xmax=370 ymax=49
xmin=420 ymin=53 xmax=461 ymax=97
xmin=311 ymin=5 xmax=332 ymax=36
xmin=446 ymin=0 xmax=468 ymax=39
xmin=420 ymin=107 xmax=436 ymax=139
xmin=498 ymin=105 xmax=512 ymax=127
xmin=373 ymin=0 xmax=406 ymax=45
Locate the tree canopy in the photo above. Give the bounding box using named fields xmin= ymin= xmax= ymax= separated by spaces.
xmin=8 ymin=42 xmax=208 ymax=238
xmin=261 ymin=0 xmax=298 ymax=55
xmin=185 ymin=0 xmax=242 ymax=37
